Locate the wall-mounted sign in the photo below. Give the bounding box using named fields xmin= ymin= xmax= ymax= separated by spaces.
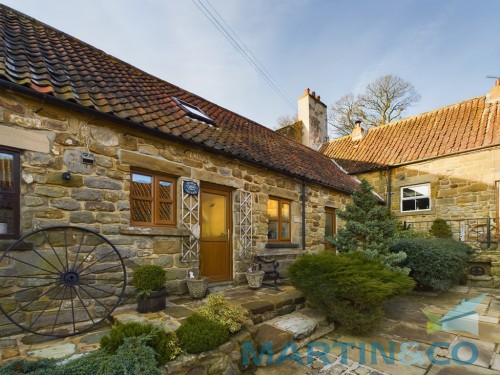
xmin=183 ymin=181 xmax=199 ymax=195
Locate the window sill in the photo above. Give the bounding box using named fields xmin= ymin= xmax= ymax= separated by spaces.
xmin=120 ymin=227 xmax=190 ymax=237
xmin=265 ymin=242 xmax=299 ymax=249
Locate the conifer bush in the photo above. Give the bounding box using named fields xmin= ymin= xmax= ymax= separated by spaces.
xmin=429 ymin=218 xmax=453 ymax=238
xmin=289 ymin=251 xmax=414 ymax=335
xmin=329 ymin=179 xmax=408 ymax=274
xmin=100 ymin=322 xmax=181 ymax=365
xmin=176 ymin=313 xmax=230 ymax=354
xmin=132 ymin=265 xmax=166 ymax=297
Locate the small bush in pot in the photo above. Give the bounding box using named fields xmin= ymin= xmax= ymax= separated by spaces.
xmin=132 ymin=264 xmax=167 ymax=313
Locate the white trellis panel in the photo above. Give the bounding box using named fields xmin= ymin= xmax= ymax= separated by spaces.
xmin=181 ymin=178 xmax=200 ymax=263
xmin=239 ymin=190 xmax=253 ymax=261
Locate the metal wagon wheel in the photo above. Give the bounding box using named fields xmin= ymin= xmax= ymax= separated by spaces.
xmin=0 ymin=226 xmax=126 ymax=337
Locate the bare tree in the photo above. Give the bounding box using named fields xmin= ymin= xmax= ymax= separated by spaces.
xmin=275 ymin=113 xmax=298 ymax=130
xmin=327 ymin=93 xmax=363 ymax=137
xmin=329 ymin=75 xmax=420 ymax=138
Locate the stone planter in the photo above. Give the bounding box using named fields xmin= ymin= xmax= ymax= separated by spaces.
xmin=186 ymin=277 xmax=209 ymax=299
xmin=137 ymin=287 xmax=166 ymax=313
xmin=245 ymin=270 xmax=265 ymax=289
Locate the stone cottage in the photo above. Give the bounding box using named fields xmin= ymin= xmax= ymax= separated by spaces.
xmin=320 ymin=81 xmax=500 ymax=238
xmin=0 ymin=1 xmax=359 ymax=334
xmin=320 ymin=81 xmax=500 ymax=285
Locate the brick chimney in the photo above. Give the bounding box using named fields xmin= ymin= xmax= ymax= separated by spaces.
xmin=297 ymin=88 xmax=328 ymax=150
xmin=487 ymin=79 xmax=500 ymax=103
xmin=351 ymin=120 xmax=364 ymax=142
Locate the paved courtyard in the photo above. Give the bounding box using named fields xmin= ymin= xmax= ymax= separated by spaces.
xmin=254 ymin=285 xmax=500 ymax=375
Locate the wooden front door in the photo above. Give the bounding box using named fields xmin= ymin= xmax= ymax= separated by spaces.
xmin=200 ymin=186 xmax=232 ymax=282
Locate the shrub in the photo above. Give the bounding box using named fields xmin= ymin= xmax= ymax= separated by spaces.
xmin=332 ymin=179 xmax=408 ymax=273
xmin=288 ymin=252 xmax=414 ymax=335
xmin=197 ymin=294 xmax=248 ymax=333
xmin=0 ymin=358 xmax=56 ymax=375
xmin=100 ymin=322 xmax=181 ymax=365
xmin=394 ymin=222 xmax=432 ymax=239
xmin=390 ymin=238 xmax=472 ymax=291
xmin=176 ymin=313 xmax=230 ymax=354
xmin=101 ymin=336 xmax=161 ymax=375
xmin=429 ymin=219 xmax=453 ymax=238
xmin=0 ymin=338 xmax=161 ymax=375
xmin=132 ymin=265 xmax=166 ymax=297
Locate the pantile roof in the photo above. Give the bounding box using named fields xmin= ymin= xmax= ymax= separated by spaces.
xmin=321 ymin=95 xmax=500 ymax=174
xmin=0 ymin=5 xmax=359 ymax=194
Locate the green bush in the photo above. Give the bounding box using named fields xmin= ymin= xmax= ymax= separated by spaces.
xmin=176 ymin=313 xmax=230 ymax=354
xmin=0 ymin=358 xmax=56 ymax=375
xmin=390 ymin=238 xmax=472 ymax=291
xmin=394 ymin=222 xmax=432 ymax=239
xmin=132 ymin=265 xmax=166 ymax=297
xmin=100 ymin=322 xmax=181 ymax=365
xmin=101 ymin=336 xmax=161 ymax=375
xmin=288 ymin=252 xmax=414 ymax=335
xmin=429 ymin=219 xmax=453 ymax=238
xmin=197 ymin=294 xmax=248 ymax=333
xmin=0 ymin=338 xmax=159 ymax=375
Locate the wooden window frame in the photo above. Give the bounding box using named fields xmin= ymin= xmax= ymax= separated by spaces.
xmin=0 ymin=147 xmax=20 ymax=239
xmin=325 ymin=207 xmax=336 ymax=250
xmin=400 ymin=183 xmax=431 ymax=213
xmin=130 ymin=169 xmax=177 ymax=227
xmin=267 ymin=197 xmax=291 ymax=242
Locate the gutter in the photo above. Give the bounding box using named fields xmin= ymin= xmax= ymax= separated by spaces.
xmin=0 ymin=80 xmax=356 ymax=195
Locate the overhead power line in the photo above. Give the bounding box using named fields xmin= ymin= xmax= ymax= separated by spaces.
xmin=192 ymin=0 xmax=296 ymax=111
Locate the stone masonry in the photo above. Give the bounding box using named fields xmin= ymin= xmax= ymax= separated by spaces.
xmin=0 ymin=88 xmax=350 ymax=340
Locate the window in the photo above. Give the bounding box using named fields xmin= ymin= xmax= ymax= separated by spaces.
xmin=267 ymin=198 xmax=290 ymax=241
xmin=0 ymin=148 xmax=20 ymax=239
xmin=172 ymin=97 xmax=214 ymax=125
xmin=325 ymin=207 xmax=336 ymax=250
xmin=401 ymin=184 xmax=430 ymax=212
xmin=130 ymin=171 xmax=176 ymax=226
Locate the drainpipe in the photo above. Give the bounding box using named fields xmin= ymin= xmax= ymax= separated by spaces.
xmin=387 ymin=167 xmax=392 ymax=215
xmin=301 ymin=182 xmax=306 ymax=250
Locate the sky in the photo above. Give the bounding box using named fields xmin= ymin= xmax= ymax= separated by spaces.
xmin=2 ymin=0 xmax=499 ymax=130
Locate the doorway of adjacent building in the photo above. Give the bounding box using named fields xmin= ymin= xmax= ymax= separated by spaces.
xmin=200 ymin=186 xmax=232 ymax=282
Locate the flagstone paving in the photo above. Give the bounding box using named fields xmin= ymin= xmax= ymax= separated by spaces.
xmin=260 ymin=285 xmax=500 ymax=375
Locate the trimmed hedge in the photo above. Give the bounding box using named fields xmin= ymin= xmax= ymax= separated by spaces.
xmin=429 ymin=219 xmax=453 ymax=238
xmin=176 ymin=313 xmax=229 ymax=354
xmin=288 ymin=251 xmax=414 ymax=335
xmin=132 ymin=265 xmax=166 ymax=297
xmin=390 ymin=238 xmax=472 ymax=291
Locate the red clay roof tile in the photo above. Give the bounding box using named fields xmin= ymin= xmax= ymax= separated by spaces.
xmin=321 ymin=96 xmax=499 ymax=174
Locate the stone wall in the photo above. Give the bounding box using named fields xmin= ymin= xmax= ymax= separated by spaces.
xmin=0 ymin=89 xmax=350 ymax=336
xmin=358 ymin=147 xmax=500 ymax=224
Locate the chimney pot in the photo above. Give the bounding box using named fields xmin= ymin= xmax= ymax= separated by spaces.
xmin=351 ymin=120 xmax=364 ymax=141
xmin=317 ymin=95 xmax=320 ymax=101
xmin=311 ymin=91 xmax=316 ymax=98
xmin=488 ymin=80 xmax=500 ymax=102
xmin=305 ymin=88 xmax=310 ymax=96
xmin=496 ymin=79 xmax=500 ymax=86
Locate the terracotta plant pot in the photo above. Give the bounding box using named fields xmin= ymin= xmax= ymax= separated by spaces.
xmin=186 ymin=277 xmax=209 ymax=299
xmin=245 ymin=270 xmax=265 ymax=289
xmin=137 ymin=287 xmax=167 ymax=313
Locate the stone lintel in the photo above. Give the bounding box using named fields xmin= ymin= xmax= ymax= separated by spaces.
xmin=0 ymin=125 xmax=50 ymax=153
xmin=118 ymin=149 xmax=190 ymax=176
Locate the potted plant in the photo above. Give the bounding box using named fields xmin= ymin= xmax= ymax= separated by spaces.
xmin=186 ymin=270 xmax=209 ymax=299
xmin=132 ymin=264 xmax=167 ymax=313
xmin=245 ymin=263 xmax=265 ymax=289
